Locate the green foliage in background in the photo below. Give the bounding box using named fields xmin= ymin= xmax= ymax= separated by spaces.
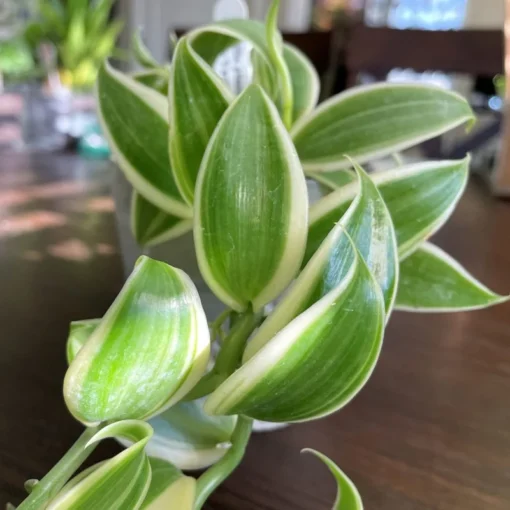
xmin=24 ymin=0 xmax=123 ymax=89
xmin=10 ymin=1 xmax=509 ymax=510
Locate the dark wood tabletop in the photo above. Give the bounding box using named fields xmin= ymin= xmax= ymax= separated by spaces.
xmin=1 ymin=152 xmax=510 ymax=510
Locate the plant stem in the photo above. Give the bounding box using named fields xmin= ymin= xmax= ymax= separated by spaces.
xmin=17 ymin=425 xmax=102 ymax=510
xmin=194 ymin=416 xmax=253 ymax=510
xmin=185 ymin=308 xmax=261 ymax=401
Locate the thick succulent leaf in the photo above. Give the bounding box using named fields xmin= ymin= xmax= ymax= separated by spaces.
xmin=140 ymin=458 xmax=195 ymax=510
xmin=195 ymin=84 xmax=308 ymax=312
xmin=396 ymin=242 xmax=508 ymax=312
xmin=244 ymin=162 xmax=396 ymax=361
xmin=205 ymin=232 xmax=385 ymax=422
xmin=120 ymin=398 xmax=237 ymax=470
xmin=284 ymin=44 xmax=320 ymax=124
xmin=133 ymin=70 xmax=169 ymax=96
xmin=47 ymin=421 xmax=153 ymax=510
xmin=308 ymin=169 xmax=357 ymax=191
xmin=169 ymin=37 xmax=232 ymax=203
xmin=132 ymin=29 xmax=160 ymax=69
xmin=265 ymin=0 xmax=293 ymax=127
xmin=131 ymin=191 xmax=192 ymax=247
xmin=306 ymin=158 xmax=469 ymax=264
xmin=188 ymin=19 xmax=278 ymax=98
xmin=303 ymin=450 xmax=363 ymax=510
xmin=291 ymin=83 xmax=475 ymax=171
xmin=96 ymin=62 xmax=190 ymax=218
xmin=64 ymin=256 xmax=210 ymax=425
xmin=66 ymin=319 xmax=101 ymax=364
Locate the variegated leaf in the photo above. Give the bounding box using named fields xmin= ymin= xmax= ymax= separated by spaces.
xmin=122 ymin=399 xmax=237 ymax=471
xmin=205 ymin=232 xmax=385 ymax=422
xmin=265 ymin=0 xmax=293 ymax=127
xmin=396 ymin=242 xmax=508 ymax=312
xmin=64 ymin=256 xmax=210 ymax=425
xmin=131 ymin=191 xmax=192 ymax=247
xmin=306 ymin=158 xmax=469 ymax=264
xmin=96 ymin=62 xmax=190 ymax=218
xmin=169 ymin=37 xmax=233 ymax=203
xmin=303 ymin=450 xmax=363 ymax=510
xmin=47 ymin=421 xmax=153 ymax=510
xmin=195 ymin=84 xmax=308 ymax=312
xmin=245 ymin=162 xmax=396 ymax=362
xmin=291 ymin=83 xmax=475 ymax=171
xmin=188 ymin=19 xmax=278 ymax=98
xmin=141 ymin=458 xmax=195 ymax=510
xmin=283 ymin=43 xmax=320 ymax=124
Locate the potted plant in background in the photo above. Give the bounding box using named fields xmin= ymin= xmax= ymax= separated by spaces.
xmin=18 ymin=0 xmax=123 ymax=148
xmin=9 ymin=1 xmax=509 ymax=509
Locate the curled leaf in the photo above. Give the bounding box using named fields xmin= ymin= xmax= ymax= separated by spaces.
xmin=292 ymin=83 xmax=474 ymax=171
xmin=64 ymin=256 xmax=210 ymax=425
xmin=205 ymin=232 xmax=385 ymax=422
xmin=66 ymin=319 xmax=101 ymax=365
xmin=47 ymin=421 xmax=153 ymax=510
xmin=188 ymin=19 xmax=278 ymax=98
xmin=194 ymin=84 xmax=308 ymax=312
xmin=396 ymin=242 xmax=509 ymax=312
xmin=245 ymin=162 xmax=397 ymax=361
xmin=307 ymin=158 xmax=469 ymax=263
xmin=302 ymin=449 xmax=363 ymax=510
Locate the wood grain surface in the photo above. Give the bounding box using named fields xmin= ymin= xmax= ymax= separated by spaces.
xmin=0 ymin=152 xmax=509 ymax=509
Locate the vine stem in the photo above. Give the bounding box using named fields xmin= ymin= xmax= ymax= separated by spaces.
xmin=185 ymin=308 xmax=261 ymax=401
xmin=17 ymin=425 xmax=103 ymax=510
xmin=194 ymin=416 xmax=253 ymax=510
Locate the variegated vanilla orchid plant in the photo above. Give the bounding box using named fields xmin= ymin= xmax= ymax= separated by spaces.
xmin=12 ymin=2 xmax=509 ymax=509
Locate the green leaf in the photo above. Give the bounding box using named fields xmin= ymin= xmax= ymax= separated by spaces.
xmin=47 ymin=421 xmax=153 ymax=510
xmin=188 ymin=19 xmax=278 ymax=98
xmin=66 ymin=319 xmax=101 ymax=364
xmin=205 ymin=231 xmax=385 ymax=422
xmin=132 ymin=29 xmax=160 ymax=69
xmin=96 ymin=62 xmax=190 ymax=218
xmin=194 ymin=84 xmax=308 ymax=312
xmin=302 ymin=450 xmax=363 ymax=510
xmin=133 ymin=70 xmax=169 ymax=96
xmin=120 ymin=399 xmax=237 ymax=470
xmin=306 ymin=158 xmax=469 ymax=264
xmin=396 ymin=242 xmax=508 ymax=312
xmin=283 ymin=43 xmax=319 ymax=124
xmin=265 ymin=0 xmax=293 ymax=128
xmin=291 ymin=83 xmax=475 ymax=171
xmin=64 ymin=256 xmax=210 ymax=425
xmin=307 ymin=169 xmax=357 ymax=191
xmin=169 ymin=37 xmax=233 ymax=203
xmin=131 ymin=191 xmax=192 ymax=247
xmin=244 ymin=161 xmax=396 ymax=362
xmin=140 ymin=458 xmax=195 ymax=510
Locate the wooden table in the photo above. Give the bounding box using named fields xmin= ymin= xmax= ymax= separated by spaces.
xmin=1 ymin=152 xmax=510 ymax=509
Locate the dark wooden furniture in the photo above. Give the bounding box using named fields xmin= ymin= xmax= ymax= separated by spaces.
xmin=1 ymin=152 xmax=510 ymax=509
